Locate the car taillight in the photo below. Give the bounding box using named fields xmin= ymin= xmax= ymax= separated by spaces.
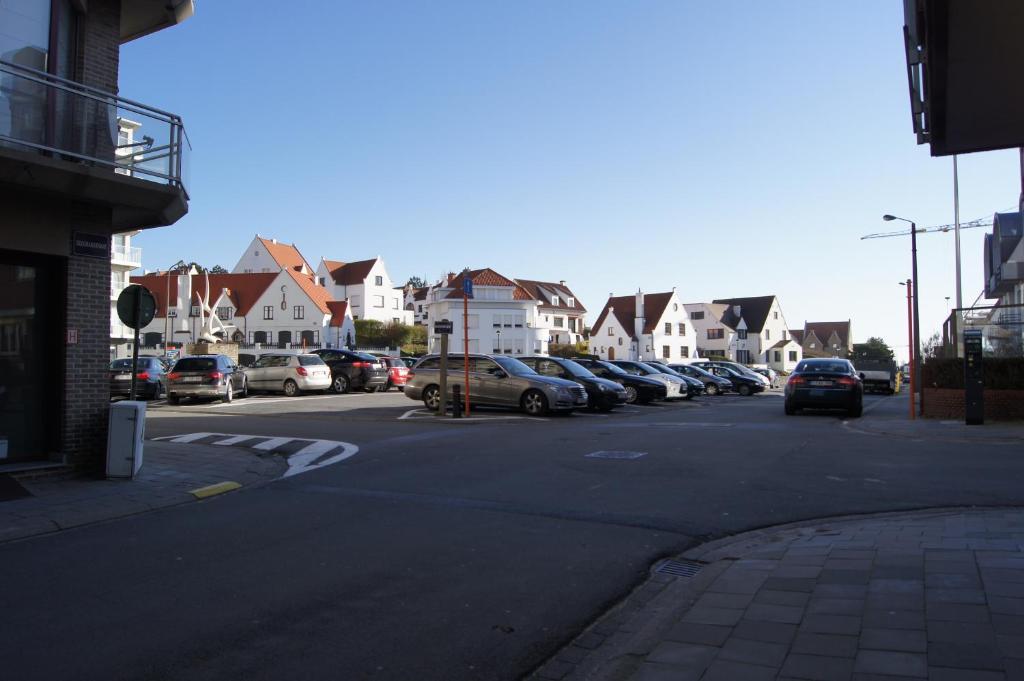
xmin=168 ymin=372 xmax=180 ymax=381
xmin=789 ymin=376 xmax=805 ymax=386
xmin=296 ymin=367 xmax=308 ymax=376
xmin=398 ymin=368 xmax=408 ymax=375
xmin=208 ymin=371 xmax=223 ymax=380
xmin=837 ymin=377 xmax=857 ymax=386
xmin=136 ymin=371 xmax=150 ymax=380
xmin=352 ymin=361 xmax=371 ymax=368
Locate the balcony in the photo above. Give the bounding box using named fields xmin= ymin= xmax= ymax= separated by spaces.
xmin=0 ymin=60 xmax=190 ymax=230
xmin=111 ymin=244 xmax=143 ymax=268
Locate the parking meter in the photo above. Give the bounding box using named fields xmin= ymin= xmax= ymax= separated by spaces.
xmin=963 ymin=328 xmax=984 ymax=425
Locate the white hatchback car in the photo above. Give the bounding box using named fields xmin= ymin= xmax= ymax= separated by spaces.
xmin=244 ymin=353 xmax=332 ymax=396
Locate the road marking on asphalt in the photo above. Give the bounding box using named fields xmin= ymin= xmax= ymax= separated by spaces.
xmin=189 ymin=481 xmax=241 ymax=498
xmin=212 ymin=434 xmax=256 ymax=446
xmin=586 ymin=450 xmax=647 ymax=460
xmin=200 ymin=395 xmax=339 ymax=408
xmin=152 ymin=433 xmax=361 ymax=477
xmin=285 ymin=441 xmax=359 ymax=478
xmin=398 ymin=408 xmax=544 ymax=422
xmin=159 ymin=432 xmax=217 ymax=443
xmin=252 ymin=437 xmax=298 ymax=451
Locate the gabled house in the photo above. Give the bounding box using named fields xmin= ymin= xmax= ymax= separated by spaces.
xmin=514 ymin=279 xmax=587 ymax=346
xmin=315 ymin=257 xmax=412 ymax=325
xmin=404 ymin=285 xmax=430 ymax=325
xmin=589 ymin=290 xmax=694 ymax=362
xmin=233 ymin=235 xmax=315 ymax=276
xmin=685 ymin=302 xmax=733 ymax=359
xmin=799 ymin=321 xmax=853 ymax=358
xmin=709 ymin=295 xmax=799 ymax=370
xmin=424 ymin=268 xmax=547 ymax=355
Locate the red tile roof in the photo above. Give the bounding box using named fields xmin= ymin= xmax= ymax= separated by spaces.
xmin=444 ymin=269 xmax=534 ymax=300
xmin=285 ymin=268 xmax=333 ymax=314
xmin=326 ymin=300 xmax=350 ymax=327
xmin=324 ymin=258 xmax=378 ymax=286
xmin=591 ymin=292 xmax=675 ymax=339
xmin=259 ymin=237 xmax=312 ymax=273
xmin=129 ymin=272 xmax=179 ymax=316
xmin=190 ymin=273 xmax=279 ymax=316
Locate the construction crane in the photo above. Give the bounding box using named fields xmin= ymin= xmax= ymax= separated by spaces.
xmin=860 ymin=215 xmax=993 ymax=240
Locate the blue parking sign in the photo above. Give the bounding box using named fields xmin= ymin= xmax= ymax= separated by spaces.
xmin=463 ymin=276 xmax=474 ymax=298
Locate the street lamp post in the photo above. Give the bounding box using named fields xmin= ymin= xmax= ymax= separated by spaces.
xmin=899 ymin=280 xmax=915 ymax=420
xmin=884 ymin=215 xmax=922 ymax=416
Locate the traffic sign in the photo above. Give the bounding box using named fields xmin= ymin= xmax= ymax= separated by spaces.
xmin=434 ymin=319 xmax=453 ymax=335
xmin=116 ymin=284 xmax=157 ymax=330
xmin=463 ymin=276 xmax=474 ymax=299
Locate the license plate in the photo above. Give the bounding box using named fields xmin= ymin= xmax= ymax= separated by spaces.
xmin=810 ymin=381 xmax=831 ymax=387
xmin=115 ymin=374 xmax=131 ymax=381
xmin=181 ymin=376 xmax=204 ymax=383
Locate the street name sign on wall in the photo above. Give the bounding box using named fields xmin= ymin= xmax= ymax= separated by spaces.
xmin=434 ymin=319 xmax=453 ymax=335
xmin=71 ymin=231 xmax=110 ymax=259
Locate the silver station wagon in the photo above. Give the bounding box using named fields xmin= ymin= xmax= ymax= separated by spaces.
xmin=405 ymin=354 xmax=588 ymax=416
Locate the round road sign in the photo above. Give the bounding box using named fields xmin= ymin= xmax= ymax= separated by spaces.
xmin=116 ymin=284 xmax=157 ymax=330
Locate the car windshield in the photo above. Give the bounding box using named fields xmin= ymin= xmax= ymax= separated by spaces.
xmin=493 ymin=356 xmax=536 ymax=376
xmin=173 ymin=358 xmax=216 ymax=372
xmin=645 ymin=363 xmax=673 ymax=374
xmin=110 ymin=359 xmax=154 ymax=369
xmin=298 ymin=356 xmax=326 ymax=366
xmin=559 ymin=359 xmax=596 ymax=379
xmin=630 ymin=363 xmax=658 ymax=375
xmin=683 ymin=365 xmax=712 ymax=378
xmin=596 ymin=361 xmax=628 ymax=375
xmin=796 ymin=361 xmax=849 ymax=373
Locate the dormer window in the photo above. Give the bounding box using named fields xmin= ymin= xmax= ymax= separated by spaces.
xmin=375 ymin=276 xmax=383 ymax=286
xmin=567 ymin=297 xmax=574 ymax=308
xmin=551 ymin=295 xmax=560 ymax=306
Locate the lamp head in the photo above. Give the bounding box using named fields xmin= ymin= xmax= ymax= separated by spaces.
xmin=882 ymin=214 xmax=896 ymax=222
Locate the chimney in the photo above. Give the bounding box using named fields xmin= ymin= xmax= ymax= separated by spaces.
xmin=734 ymin=305 xmax=742 ymax=316
xmin=635 ymin=289 xmax=645 ymax=340
xmin=559 ymin=280 xmax=566 ymax=287
xmin=271 ymin=238 xmax=277 ymax=244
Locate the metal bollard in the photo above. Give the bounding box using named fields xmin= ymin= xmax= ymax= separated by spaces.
xmin=452 ymin=384 xmax=462 ymax=418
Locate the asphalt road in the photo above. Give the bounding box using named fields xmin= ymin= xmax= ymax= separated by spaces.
xmin=4 ymin=390 xmax=1023 ymax=681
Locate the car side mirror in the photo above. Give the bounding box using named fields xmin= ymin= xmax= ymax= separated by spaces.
xmin=859 ymin=372 xmax=866 ymax=380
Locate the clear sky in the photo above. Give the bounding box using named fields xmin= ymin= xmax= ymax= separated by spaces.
xmin=121 ymin=1 xmax=1021 ymax=362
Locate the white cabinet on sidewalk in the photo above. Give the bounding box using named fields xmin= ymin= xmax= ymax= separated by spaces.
xmin=107 ymin=401 xmax=145 ymax=479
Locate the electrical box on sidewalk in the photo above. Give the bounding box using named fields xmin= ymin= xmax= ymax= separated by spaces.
xmin=107 ymin=401 xmax=146 ymax=479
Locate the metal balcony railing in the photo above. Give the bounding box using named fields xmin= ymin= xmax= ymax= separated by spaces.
xmin=0 ymin=59 xmax=190 ymax=196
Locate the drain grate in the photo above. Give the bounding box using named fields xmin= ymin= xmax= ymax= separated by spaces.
xmin=585 ymin=450 xmax=647 ymax=460
xmin=654 ymin=558 xmax=705 ymax=578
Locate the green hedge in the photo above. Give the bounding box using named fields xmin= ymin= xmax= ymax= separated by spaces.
xmin=922 ymin=357 xmax=1024 ymax=390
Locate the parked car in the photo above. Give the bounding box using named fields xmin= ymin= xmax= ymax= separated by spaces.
xmin=518 ymin=356 xmax=628 ymax=411
xmin=703 ymin=365 xmax=765 ymax=396
xmin=785 ymin=358 xmax=864 ymax=417
xmin=109 ymin=357 xmax=167 ymax=400
xmin=668 ymin=363 xmax=732 ymax=396
xmin=400 ymin=357 xmax=419 ymax=369
xmin=693 ymin=360 xmax=772 ymax=388
xmin=645 ymin=361 xmax=703 ymax=398
xmin=750 ymin=365 xmax=781 ymax=388
xmin=166 ymin=355 xmax=248 ymax=404
xmin=406 ymin=354 xmax=588 ymax=416
xmin=237 ymin=353 xmax=258 ymax=368
xmin=310 ymin=349 xmax=389 ymax=393
xmin=380 ymin=356 xmax=411 ymax=391
xmin=609 ymin=360 xmax=686 ymax=399
xmin=243 ymin=353 xmax=331 ymax=396
xmin=572 ymin=358 xmax=667 ymax=404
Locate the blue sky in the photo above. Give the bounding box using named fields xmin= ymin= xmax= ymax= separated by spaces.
xmin=121 ymin=1 xmax=1021 ymax=362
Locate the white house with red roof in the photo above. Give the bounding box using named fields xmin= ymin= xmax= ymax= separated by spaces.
xmin=514 ymin=279 xmax=587 ymax=346
xmin=424 ymin=269 xmax=549 ymax=356
xmin=315 ymin=256 xmax=412 ymax=325
xmin=589 ymin=290 xmax=694 ymax=362
xmin=232 ymin=235 xmax=315 ymax=276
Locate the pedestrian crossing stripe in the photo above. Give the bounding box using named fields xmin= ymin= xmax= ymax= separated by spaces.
xmin=152 ymin=433 xmax=359 ymax=477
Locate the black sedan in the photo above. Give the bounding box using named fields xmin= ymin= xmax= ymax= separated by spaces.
xmin=518 ymin=356 xmax=628 ymax=411
xmin=784 ymin=358 xmax=863 ymax=417
xmin=572 ymin=358 xmax=667 ymax=404
xmin=705 ymin=365 xmax=765 ymax=396
xmin=109 ymin=357 xmax=167 ymax=400
xmin=669 ymin=363 xmax=732 ymax=396
xmin=310 ymin=349 xmax=389 ymax=393
xmin=645 ymin=362 xmax=704 ymax=398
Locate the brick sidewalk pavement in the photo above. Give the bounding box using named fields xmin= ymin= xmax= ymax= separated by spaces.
xmin=0 ymin=440 xmax=286 ymax=544
xmin=534 ymin=508 xmax=1024 ymax=681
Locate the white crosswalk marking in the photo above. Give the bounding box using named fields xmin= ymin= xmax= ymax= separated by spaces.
xmin=164 ymin=432 xmax=216 ymax=443
xmin=151 ymin=432 xmax=360 ymax=478
xmin=212 ymin=434 xmax=255 ymax=446
xmin=252 ymin=437 xmax=295 ymax=451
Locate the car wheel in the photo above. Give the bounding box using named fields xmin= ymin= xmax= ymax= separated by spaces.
xmin=332 ymin=375 xmax=350 ymax=394
xmin=521 ymin=389 xmax=549 ymax=416
xmin=422 ymin=385 xmax=441 ymax=410
xmin=784 ymin=400 xmax=797 ymax=415
xmin=706 ymin=383 xmax=720 ymax=396
xmin=168 ymin=394 xmax=180 ymax=406
xmin=623 ymin=386 xmax=638 ymax=404
xmin=240 ymin=378 xmax=249 ymax=398
xmin=738 ymin=384 xmax=752 ymax=397
xmin=848 ymin=401 xmax=863 ymax=418
xmin=284 ymin=379 xmax=300 ymax=397
xmin=381 ymin=380 xmax=391 ymax=392
xmin=222 ymin=383 xmax=233 ymax=403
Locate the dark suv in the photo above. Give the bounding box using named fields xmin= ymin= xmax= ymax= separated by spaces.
xmin=518 ymin=356 xmax=627 ymax=411
xmin=311 ymin=349 xmax=388 ymax=393
xmin=166 ymin=355 xmax=248 ymax=404
xmin=109 ymin=357 xmax=167 ymax=400
xmin=572 ymin=358 xmax=667 ymax=404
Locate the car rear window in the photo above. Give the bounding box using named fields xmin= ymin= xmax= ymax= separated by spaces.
xmin=298 ymin=355 xmax=326 ymax=366
xmin=795 ymin=361 xmax=848 ymax=373
xmin=350 ymin=352 xmax=380 ymax=362
xmin=173 ymin=358 xmax=216 ymax=372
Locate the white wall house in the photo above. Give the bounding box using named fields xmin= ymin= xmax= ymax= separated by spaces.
xmin=110 ymin=230 xmax=142 ymax=358
xmin=685 ymin=302 xmax=733 ymax=360
xmin=424 ymin=269 xmax=547 ymax=356
xmin=589 ymin=290 xmax=695 ymax=362
xmin=316 ymin=257 xmax=412 ymax=325
xmin=515 ymin=279 xmax=587 ymax=346
xmin=233 ymin=235 xmax=314 ymax=276
xmin=404 ymin=285 xmax=430 ymax=325
xmin=708 ymin=295 xmax=802 ymax=371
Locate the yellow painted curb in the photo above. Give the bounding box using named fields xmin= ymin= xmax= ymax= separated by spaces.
xmin=189 ymin=481 xmax=242 ymax=499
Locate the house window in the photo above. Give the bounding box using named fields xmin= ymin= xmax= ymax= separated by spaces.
xmin=254 ymin=250 xmax=260 ymax=256
xmin=318 ymin=277 xmax=326 ymax=286
xmin=293 ymin=305 xmax=304 ymax=320
xmin=774 ymin=351 xmax=782 ymax=362
xmin=765 ymin=329 xmax=771 ymax=340
xmin=514 ymin=315 xmax=524 ymax=328
xmin=554 ymin=317 xmax=564 ymax=328
xmin=707 ymin=328 xmax=724 ymax=340
xmin=351 ymin=295 xmax=361 ymax=308
xmin=789 ymin=351 xmax=798 ymax=362
xmin=608 ymin=327 xmax=614 ymax=336
xmin=678 ymin=323 xmax=686 ymax=336
xmin=664 ymin=322 xmax=672 ymax=335
xmin=373 ymin=295 xmax=384 ymax=307
xmin=680 ymin=346 xmax=689 ymax=358
xmin=264 ymin=306 xmax=273 ymax=320
xmin=617 ymin=337 xmax=623 ymax=346
xmin=190 ymin=305 xmax=199 ymax=317
xmin=662 ymin=345 xmax=671 ymax=358
xmin=551 ymin=295 xmax=560 ymax=306
xmin=393 ymin=317 xmax=400 ymax=323
xmin=417 ymin=304 xmax=423 ymax=312
xmin=774 ymin=311 xmax=778 ymax=319
xmin=673 ymin=303 xmax=678 ymax=311
xmin=503 ymin=315 xmax=513 ymax=328
xmin=567 ymin=297 xmax=575 ymax=308
xmin=809 ymin=342 xmax=816 ymax=349
xmin=393 ymin=298 xmax=399 ymax=309
xmin=216 ymin=307 xmax=233 ymax=320
xmin=568 ymin=318 xmax=576 ymax=332
xmin=782 ymin=330 xmax=787 ymax=341
xmin=738 ymin=329 xmax=748 ymax=340
xmin=375 ymin=276 xmax=383 ymax=286
xmin=737 ymin=350 xmax=751 ymax=363
xmin=691 ymin=311 xmax=704 ymax=320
